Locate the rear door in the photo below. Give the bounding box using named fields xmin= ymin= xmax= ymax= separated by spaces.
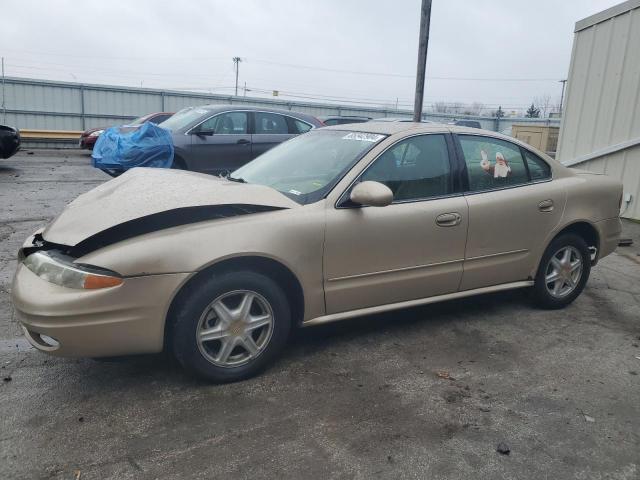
xmin=250 ymin=112 xmax=296 ymax=158
xmin=455 ymin=134 xmax=565 ymax=290
xmin=187 ymin=111 xmax=251 ymax=174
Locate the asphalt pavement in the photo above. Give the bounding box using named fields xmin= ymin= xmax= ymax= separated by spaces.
xmin=1 ymin=150 xmax=639 ymax=479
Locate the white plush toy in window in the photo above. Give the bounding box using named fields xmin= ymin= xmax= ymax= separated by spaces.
xmin=480 ymin=150 xmax=511 ymax=178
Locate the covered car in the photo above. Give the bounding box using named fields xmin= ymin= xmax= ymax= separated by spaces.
xmin=91 ymin=121 xmax=174 ymax=176
xmin=0 ymin=125 xmax=20 ymax=159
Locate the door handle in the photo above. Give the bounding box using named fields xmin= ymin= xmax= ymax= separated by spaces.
xmin=436 ymin=212 xmax=462 ymax=227
xmin=236 ymin=139 xmax=250 ymax=145
xmin=538 ymin=199 xmax=554 ymax=212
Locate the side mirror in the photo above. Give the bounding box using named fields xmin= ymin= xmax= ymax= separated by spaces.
xmin=350 ymin=181 xmax=393 ymax=207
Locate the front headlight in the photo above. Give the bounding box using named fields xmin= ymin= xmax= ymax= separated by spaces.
xmin=23 ymin=251 xmax=123 ymax=289
xmin=88 ymin=130 xmax=104 ymax=137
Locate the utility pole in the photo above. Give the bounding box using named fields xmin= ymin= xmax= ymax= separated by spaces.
xmin=233 ymin=57 xmax=242 ymax=96
xmin=558 ymin=79 xmax=567 ymax=116
xmin=413 ymin=0 xmax=432 ymax=122
xmin=1 ymin=57 xmax=5 ymax=124
xmin=243 ymin=81 xmax=247 ymax=97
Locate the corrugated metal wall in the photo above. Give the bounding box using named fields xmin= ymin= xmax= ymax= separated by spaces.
xmin=1 ymin=76 xmax=559 ymax=134
xmin=557 ymin=0 xmax=640 ymax=220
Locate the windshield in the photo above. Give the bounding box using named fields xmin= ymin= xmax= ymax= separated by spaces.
xmin=231 ymin=129 xmax=386 ymax=204
xmin=159 ymin=107 xmax=208 ymax=131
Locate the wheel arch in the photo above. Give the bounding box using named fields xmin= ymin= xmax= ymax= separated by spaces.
xmin=537 ymin=220 xmax=600 ymax=275
xmin=164 ymin=255 xmax=305 ymax=349
xmin=172 ymin=153 xmax=187 ymax=170
xmin=553 ymin=220 xmax=600 ymax=252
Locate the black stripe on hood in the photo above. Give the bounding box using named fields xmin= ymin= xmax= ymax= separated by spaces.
xmin=64 ymin=204 xmax=285 ymax=256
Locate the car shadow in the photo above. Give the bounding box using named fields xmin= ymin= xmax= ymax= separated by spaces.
xmin=0 ymin=165 xmax=20 ymax=175
xmin=291 ymin=288 xmax=529 ymax=351
xmin=67 ymin=288 xmax=530 ymax=389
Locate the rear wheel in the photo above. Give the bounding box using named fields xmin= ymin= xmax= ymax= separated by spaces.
xmin=170 ymin=271 xmax=291 ymax=382
xmin=532 ymin=233 xmax=591 ymax=309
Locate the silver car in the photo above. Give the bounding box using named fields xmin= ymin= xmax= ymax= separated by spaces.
xmin=160 ymin=105 xmax=324 ymax=175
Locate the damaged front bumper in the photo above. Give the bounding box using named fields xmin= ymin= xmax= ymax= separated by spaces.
xmin=11 ymin=233 xmax=191 ymax=358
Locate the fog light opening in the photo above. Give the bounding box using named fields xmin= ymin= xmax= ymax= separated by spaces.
xmin=23 ymin=326 xmax=60 ymax=351
xmin=38 ymin=334 xmax=60 ymax=348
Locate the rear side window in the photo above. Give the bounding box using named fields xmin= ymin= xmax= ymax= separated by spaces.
xmin=255 ymin=112 xmax=289 ymax=134
xmin=290 ymin=118 xmax=313 ymax=134
xmin=323 ymin=119 xmax=339 ymax=126
xmin=523 ymin=149 xmax=551 ymax=181
xmin=360 ymin=134 xmax=452 ymax=202
xmin=458 ymin=135 xmax=528 ymax=192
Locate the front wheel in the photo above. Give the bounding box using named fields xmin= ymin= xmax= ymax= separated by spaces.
xmin=170 ymin=271 xmax=291 ymax=382
xmin=531 ymin=233 xmax=591 ymax=309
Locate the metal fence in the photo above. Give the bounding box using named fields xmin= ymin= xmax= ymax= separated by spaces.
xmin=1 ymin=77 xmax=560 ymax=147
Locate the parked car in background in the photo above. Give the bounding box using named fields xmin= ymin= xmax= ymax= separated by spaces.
xmin=369 ymin=117 xmax=433 ymax=123
xmin=79 ymin=112 xmax=173 ymax=149
xmin=319 ymin=115 xmax=371 ymax=126
xmin=12 ymin=122 xmax=622 ymax=382
xmin=0 ymin=125 xmax=20 ymax=159
xmin=160 ymin=105 xmax=323 ymax=175
xmin=452 ymin=120 xmax=482 ymax=129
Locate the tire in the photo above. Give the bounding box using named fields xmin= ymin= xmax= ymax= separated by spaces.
xmin=532 ymin=233 xmax=591 ymax=309
xmin=171 ymin=156 xmax=187 ymax=170
xmin=170 ymin=270 xmax=291 ymax=382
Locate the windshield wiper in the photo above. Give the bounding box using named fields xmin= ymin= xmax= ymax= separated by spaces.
xmin=227 ymin=175 xmax=247 ymax=183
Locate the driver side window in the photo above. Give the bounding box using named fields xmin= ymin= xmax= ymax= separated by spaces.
xmin=360 ymin=134 xmax=453 ymax=202
xmin=199 ymin=112 xmax=248 ymax=134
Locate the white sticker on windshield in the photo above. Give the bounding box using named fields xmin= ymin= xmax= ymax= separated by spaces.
xmin=342 ymin=132 xmax=384 ymax=142
xmin=289 ymin=189 xmax=302 ymax=196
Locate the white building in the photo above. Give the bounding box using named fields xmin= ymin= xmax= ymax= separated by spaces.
xmin=557 ymin=0 xmax=640 ymax=220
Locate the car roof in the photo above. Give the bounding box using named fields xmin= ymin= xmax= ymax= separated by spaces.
xmin=194 ymin=104 xmax=320 ymax=124
xmin=322 ymin=121 xmax=449 ymax=135
xmin=322 ymin=121 xmax=520 ymax=141
xmin=199 ymin=104 xmax=305 ymax=115
xmin=319 ymin=115 xmax=371 ymax=120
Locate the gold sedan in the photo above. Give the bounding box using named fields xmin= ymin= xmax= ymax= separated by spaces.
xmin=11 ymin=123 xmax=622 ymax=382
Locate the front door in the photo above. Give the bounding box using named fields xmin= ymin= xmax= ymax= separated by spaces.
xmin=455 ymin=134 xmax=566 ymax=290
xmin=323 ymin=133 xmax=468 ymax=314
xmin=188 ymin=111 xmax=251 ymax=174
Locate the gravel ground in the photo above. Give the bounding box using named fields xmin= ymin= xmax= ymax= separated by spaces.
xmin=1 ymin=150 xmax=639 ymax=480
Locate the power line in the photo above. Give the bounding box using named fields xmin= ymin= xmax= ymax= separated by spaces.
xmin=2 ymin=49 xmax=563 ymax=82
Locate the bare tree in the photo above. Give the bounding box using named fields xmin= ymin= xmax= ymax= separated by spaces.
xmin=534 ymin=94 xmax=553 ymax=118
xmin=433 ymin=101 xmax=450 ymax=113
xmin=469 ymin=102 xmax=484 ymax=115
xmin=550 ymin=95 xmax=563 ymax=116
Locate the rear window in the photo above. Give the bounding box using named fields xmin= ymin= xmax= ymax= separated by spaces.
xmin=523 ymin=149 xmax=551 ymax=181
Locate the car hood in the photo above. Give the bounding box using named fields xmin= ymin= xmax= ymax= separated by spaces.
xmin=42 ymin=168 xmax=298 ymax=248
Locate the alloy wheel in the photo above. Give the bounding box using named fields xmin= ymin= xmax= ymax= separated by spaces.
xmin=196 ymin=290 xmax=274 ymax=367
xmin=544 ymin=246 xmax=583 ymax=299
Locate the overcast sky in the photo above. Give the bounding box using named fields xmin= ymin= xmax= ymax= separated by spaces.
xmin=0 ymin=0 xmax=622 ymax=113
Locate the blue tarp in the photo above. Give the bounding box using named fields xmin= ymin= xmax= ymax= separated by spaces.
xmin=92 ymin=122 xmax=174 ymax=171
